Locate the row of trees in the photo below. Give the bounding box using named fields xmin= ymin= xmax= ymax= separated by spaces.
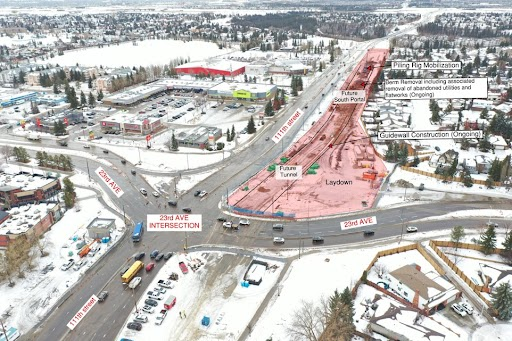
xmin=225 ymin=125 xmax=236 ymax=142
xmin=35 ymin=151 xmax=74 ymax=171
xmin=12 ymin=146 xmax=30 ymax=163
xmin=291 ymin=76 xmax=304 ymax=96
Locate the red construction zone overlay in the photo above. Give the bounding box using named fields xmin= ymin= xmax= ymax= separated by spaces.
xmin=229 ymin=49 xmax=389 ymax=219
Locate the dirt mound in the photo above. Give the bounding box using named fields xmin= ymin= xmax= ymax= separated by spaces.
xmin=258 ymin=187 xmax=271 ymax=192
xmin=393 ymin=179 xmax=414 ymax=188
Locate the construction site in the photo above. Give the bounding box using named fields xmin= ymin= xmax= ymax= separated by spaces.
xmin=228 ymin=49 xmax=389 ymax=219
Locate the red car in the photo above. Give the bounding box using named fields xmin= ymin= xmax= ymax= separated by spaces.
xmin=178 ymin=261 xmax=188 ymax=274
xmin=146 ymin=262 xmax=155 ymax=272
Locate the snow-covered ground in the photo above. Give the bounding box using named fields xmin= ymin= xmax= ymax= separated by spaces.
xmin=45 ymin=40 xmax=235 ymax=68
xmin=116 ymin=252 xmax=284 ymax=341
xmin=0 ymin=181 xmax=124 ymax=333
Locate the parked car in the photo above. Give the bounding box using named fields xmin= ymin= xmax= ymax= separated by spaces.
xmin=222 ymin=221 xmax=232 ymax=228
xmin=102 ymin=150 xmax=109 ymax=154
xmin=127 ymin=322 xmax=142 ymax=331
xmin=163 ymin=252 xmax=173 ymax=260
xmin=168 ymin=201 xmax=177 ymax=207
xmin=144 ymin=299 xmax=158 ymax=307
xmin=451 ymin=303 xmax=467 ymax=317
xmin=179 ymin=261 xmax=189 ymax=274
xmin=150 ymin=250 xmax=159 ymax=259
xmin=193 ymin=190 xmax=201 ymax=197
xmin=459 ymin=302 xmax=474 ymax=315
xmin=140 ymin=188 xmax=148 ymax=196
xmin=406 ymin=226 xmax=418 ymax=233
xmin=141 ymin=305 xmax=155 ymax=314
xmin=153 ymin=287 xmax=167 ymax=294
xmin=419 ymin=183 xmax=425 ymax=191
xmin=148 ymin=292 xmax=163 ymax=301
xmin=273 ymin=237 xmax=285 ymax=244
xmin=121 ymin=159 xmax=127 ymax=164
xmin=217 ymin=217 xmax=227 ymax=222
xmin=240 ymin=218 xmax=250 ymax=226
xmin=486 ymin=222 xmax=499 ymax=228
xmin=152 ymin=191 xmax=160 ymax=197
xmin=155 ymin=309 xmax=168 ymax=325
xmin=60 ymin=259 xmax=75 ymax=271
xmin=131 ymin=169 xmax=136 ymax=175
xmin=198 ymin=190 xmax=208 ymax=198
xmin=98 ymin=291 xmax=109 ymax=302
xmin=146 ymin=262 xmax=155 ymax=272
xmin=182 ymin=207 xmax=192 ymax=213
xmin=134 ymin=252 xmax=146 ymax=261
xmin=133 ymin=314 xmax=148 ymax=323
xmin=363 ymin=230 xmax=375 ymax=237
xmin=312 ymin=236 xmax=325 ymax=244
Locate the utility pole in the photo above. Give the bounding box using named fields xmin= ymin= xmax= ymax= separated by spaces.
xmin=132 ymin=288 xmax=139 ymax=313
xmin=85 ymin=158 xmax=91 ymax=181
xmin=137 ymin=146 xmax=141 ymax=164
xmin=399 ymin=208 xmax=405 ymax=244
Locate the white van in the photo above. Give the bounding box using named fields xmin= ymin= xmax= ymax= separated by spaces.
xmin=73 ymin=259 xmax=88 ymax=271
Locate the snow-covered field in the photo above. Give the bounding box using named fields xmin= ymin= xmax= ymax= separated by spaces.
xmin=46 ymin=40 xmax=235 ymax=68
xmin=0 ymin=182 xmax=124 ymax=333
xmin=116 ymin=252 xmax=284 ymax=341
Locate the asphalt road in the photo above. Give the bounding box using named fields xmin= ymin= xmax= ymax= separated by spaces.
xmin=19 ymin=9 xmax=479 ymax=341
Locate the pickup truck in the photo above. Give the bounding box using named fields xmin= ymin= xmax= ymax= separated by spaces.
xmin=155 ymin=309 xmax=168 ymax=325
xmin=179 ymin=261 xmax=189 ymax=274
xmin=157 ymin=279 xmax=175 ymax=289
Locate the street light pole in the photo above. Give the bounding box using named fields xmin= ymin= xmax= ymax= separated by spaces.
xmin=399 ymin=208 xmax=405 ymax=244
xmin=85 ymin=158 xmax=91 ymax=181
xmin=138 ymin=146 xmax=141 ymax=164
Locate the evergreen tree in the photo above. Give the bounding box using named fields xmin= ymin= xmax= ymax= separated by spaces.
xmin=53 ymin=82 xmax=59 ymax=94
xmin=244 ymin=74 xmax=248 ymax=83
xmin=502 ymin=232 xmax=512 ymax=262
xmin=80 ymin=91 xmax=87 ymax=106
xmin=264 ymin=100 xmax=273 ymax=116
xmin=97 ymin=89 xmax=104 ymax=101
xmin=407 ymin=115 xmax=411 ymax=126
xmin=489 ymin=158 xmax=502 ymax=182
xmin=35 ymin=151 xmax=44 ymax=166
xmin=171 ymin=132 xmax=179 ymax=151
xmin=451 ymin=225 xmax=465 ymax=250
xmin=291 ymin=76 xmax=298 ymax=96
xmin=230 ymin=125 xmax=235 ymax=141
xmin=88 ymin=78 xmax=93 ymax=89
xmin=247 ymin=116 xmax=256 ymax=134
xmin=63 ymin=177 xmax=76 ymax=208
xmin=226 ymin=128 xmax=231 ymax=142
xmin=88 ymin=92 xmax=96 ymax=106
xmin=460 ymin=138 xmax=470 ymax=150
xmin=491 ymin=282 xmax=512 ymax=321
xmin=480 ymin=225 xmax=497 ymax=255
xmin=461 ymin=167 xmax=473 ymax=187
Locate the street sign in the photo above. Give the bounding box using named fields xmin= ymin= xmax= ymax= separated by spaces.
xmin=95 ymin=166 xmax=124 ymax=198
xmin=147 ymin=214 xmax=202 ymax=232
xmin=67 ymin=294 xmax=99 ymax=330
xmin=340 ymin=216 xmax=377 ymax=230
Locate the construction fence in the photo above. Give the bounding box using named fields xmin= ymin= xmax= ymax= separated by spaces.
xmin=428 ymin=240 xmax=509 ymax=307
xmin=401 ymin=166 xmax=502 ymax=187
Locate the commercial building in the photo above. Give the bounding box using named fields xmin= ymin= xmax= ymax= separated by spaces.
xmin=102 ymin=83 xmax=166 ymax=106
xmin=0 ymin=170 xmax=61 ymax=209
xmin=207 ymin=82 xmax=277 ymax=102
xmin=0 ymin=89 xmax=38 ymax=107
xmin=154 ymin=78 xmax=221 ymax=92
xmin=176 ymin=126 xmax=222 ymax=149
xmin=100 ymin=112 xmax=162 ymax=135
xmin=0 ymin=202 xmax=61 ymax=248
xmin=86 ymin=217 xmax=115 ymax=239
xmin=175 ymin=59 xmax=247 ymax=77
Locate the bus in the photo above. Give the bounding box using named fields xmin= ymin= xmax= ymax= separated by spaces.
xmin=121 ymin=261 xmax=144 ymax=284
xmin=132 ymin=222 xmax=144 ymax=242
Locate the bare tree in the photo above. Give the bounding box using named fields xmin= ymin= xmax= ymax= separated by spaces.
xmin=164 ymin=137 xmax=172 ymax=151
xmin=287 ymin=300 xmax=324 ymax=341
xmin=0 ymin=251 xmax=15 ymax=286
xmin=373 ymin=263 xmax=388 ymax=279
xmin=6 ymin=236 xmax=31 ymax=278
xmin=1 ymin=145 xmax=12 ymax=163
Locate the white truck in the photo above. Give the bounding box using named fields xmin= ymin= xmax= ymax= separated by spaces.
xmin=155 ymin=309 xmax=167 ymax=325
xmin=27 ymin=133 xmax=41 ymax=141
